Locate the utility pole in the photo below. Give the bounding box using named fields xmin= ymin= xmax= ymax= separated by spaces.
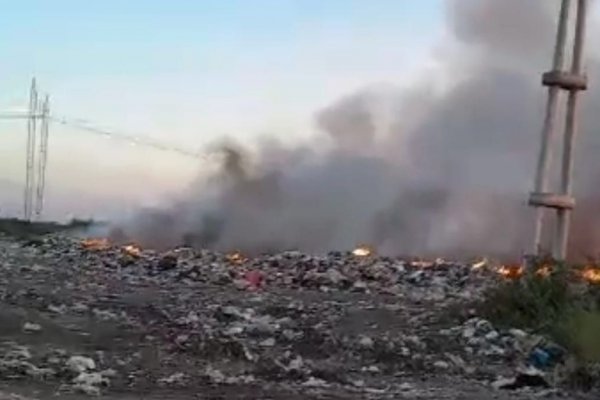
xmin=529 ymin=0 xmax=589 ymax=260
xmin=35 ymin=95 xmax=50 ymax=220
xmin=19 ymin=78 xmax=51 ymax=221
xmin=24 ymin=78 xmax=39 ymax=222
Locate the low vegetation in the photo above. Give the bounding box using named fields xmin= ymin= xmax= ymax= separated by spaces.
xmin=480 ymin=260 xmax=600 ymax=388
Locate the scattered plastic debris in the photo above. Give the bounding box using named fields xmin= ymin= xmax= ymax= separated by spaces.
xmin=0 ymin=234 xmax=595 ymax=399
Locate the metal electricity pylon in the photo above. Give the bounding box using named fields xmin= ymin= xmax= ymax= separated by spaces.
xmin=2 ymin=78 xmax=208 ymax=222
xmin=2 ymin=78 xmax=204 ymax=221
xmin=529 ymin=0 xmax=589 ymax=260
xmin=35 ymin=95 xmax=50 ymax=220
xmin=24 ymin=79 xmax=39 ymax=221
xmin=16 ymin=78 xmax=51 ymax=221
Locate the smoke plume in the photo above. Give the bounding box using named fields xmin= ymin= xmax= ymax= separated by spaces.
xmin=118 ymin=0 xmax=600 ymax=260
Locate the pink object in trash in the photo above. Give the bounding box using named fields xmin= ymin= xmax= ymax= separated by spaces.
xmin=244 ymin=270 xmax=264 ymax=290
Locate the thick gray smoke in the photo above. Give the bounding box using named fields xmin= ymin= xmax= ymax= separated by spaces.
xmin=118 ymin=0 xmax=600 ymax=260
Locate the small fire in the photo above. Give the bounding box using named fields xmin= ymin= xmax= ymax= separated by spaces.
xmin=412 ymin=260 xmax=434 ymax=268
xmin=471 ymin=258 xmax=487 ymax=270
xmin=122 ymin=244 xmax=142 ymax=258
xmin=497 ymin=264 xmax=524 ymax=279
xmin=535 ymin=265 xmax=552 ymax=278
xmin=226 ymin=251 xmax=247 ymax=265
xmin=81 ymin=238 xmax=110 ymax=251
xmin=581 ymin=267 xmax=600 ymax=284
xmin=352 ymin=245 xmax=373 ymax=257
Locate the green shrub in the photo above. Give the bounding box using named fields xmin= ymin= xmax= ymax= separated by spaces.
xmin=556 ymin=310 xmax=600 ymax=363
xmin=480 ymin=262 xmax=600 ymax=388
xmin=479 ymin=265 xmax=572 ymax=331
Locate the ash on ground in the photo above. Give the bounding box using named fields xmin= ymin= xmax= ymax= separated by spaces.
xmin=0 ymin=234 xmax=596 ymax=399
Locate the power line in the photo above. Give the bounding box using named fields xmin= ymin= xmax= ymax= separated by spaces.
xmin=49 ymin=115 xmax=205 ymax=159
xmin=1 ymin=111 xmax=207 ymax=160
xmin=0 ymin=113 xmax=39 ymax=119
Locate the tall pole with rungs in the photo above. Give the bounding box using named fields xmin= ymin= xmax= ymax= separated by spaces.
xmin=529 ymin=0 xmax=589 ymax=260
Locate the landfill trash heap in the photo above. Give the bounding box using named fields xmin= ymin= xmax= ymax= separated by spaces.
xmin=0 ymin=233 xmax=598 ymax=399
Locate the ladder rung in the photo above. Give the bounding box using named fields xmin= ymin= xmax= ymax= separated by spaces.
xmin=529 ymin=192 xmax=575 ymax=210
xmin=542 ymin=70 xmax=588 ymax=91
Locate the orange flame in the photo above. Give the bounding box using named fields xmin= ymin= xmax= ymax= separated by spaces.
xmin=497 ymin=264 xmax=524 ymax=279
xmin=535 ymin=265 xmax=552 ymax=278
xmin=471 ymin=258 xmax=487 ymax=270
xmin=81 ymin=238 xmax=110 ymax=251
xmin=411 ymin=260 xmax=434 ymax=268
xmin=122 ymin=244 xmax=142 ymax=258
xmin=226 ymin=251 xmax=247 ymax=265
xmin=581 ymin=267 xmax=600 ymax=284
xmin=352 ymin=245 xmax=373 ymax=257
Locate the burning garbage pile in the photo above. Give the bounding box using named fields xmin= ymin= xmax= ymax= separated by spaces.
xmin=75 ymin=238 xmax=509 ymax=292
xmin=0 ymin=233 xmax=598 ymax=398
xmin=76 ymin=237 xmax=600 ymax=289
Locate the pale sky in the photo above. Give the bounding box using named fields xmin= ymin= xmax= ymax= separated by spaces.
xmin=0 ymin=0 xmax=444 ymax=220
